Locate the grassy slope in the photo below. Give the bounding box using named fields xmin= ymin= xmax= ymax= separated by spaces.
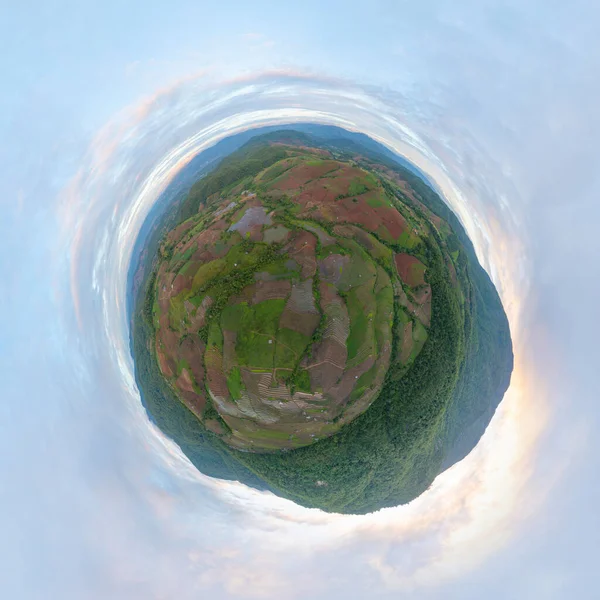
xmin=132 ymin=307 xmax=270 ymax=490
xmin=131 ymin=131 xmax=513 ymax=514
xmin=234 ymin=235 xmax=462 ymax=513
xmin=347 ymin=147 xmax=514 ymax=469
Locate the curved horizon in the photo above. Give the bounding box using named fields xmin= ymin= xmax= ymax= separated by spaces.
xmin=60 ymin=73 xmax=545 ymax=592
xmin=2 ymin=3 xmax=598 ymax=598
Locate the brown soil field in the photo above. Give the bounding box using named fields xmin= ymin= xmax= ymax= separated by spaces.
xmin=394 ymin=253 xmax=426 ymax=286
xmin=145 ymin=146 xmax=451 ymax=452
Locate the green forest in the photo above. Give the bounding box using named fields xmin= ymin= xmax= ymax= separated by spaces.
xmin=131 ymin=130 xmax=513 ymax=514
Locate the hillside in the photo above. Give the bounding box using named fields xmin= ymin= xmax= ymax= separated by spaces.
xmin=131 ymin=128 xmax=513 ymax=513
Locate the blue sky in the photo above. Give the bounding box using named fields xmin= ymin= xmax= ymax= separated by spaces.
xmin=1 ymin=1 xmax=600 ymax=599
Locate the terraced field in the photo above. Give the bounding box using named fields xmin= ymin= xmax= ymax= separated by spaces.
xmin=149 ymin=146 xmax=435 ymax=451
xmin=133 ymin=128 xmax=513 ymax=513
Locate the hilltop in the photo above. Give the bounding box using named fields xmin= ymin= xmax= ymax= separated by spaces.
xmin=150 ymin=148 xmax=435 ymax=451
xmin=132 ymin=129 xmax=513 ymax=513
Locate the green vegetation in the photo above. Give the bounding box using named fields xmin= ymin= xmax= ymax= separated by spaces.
xmin=177 ymin=145 xmax=288 ymax=222
xmin=226 ymin=367 xmax=243 ymax=401
xmin=234 ymin=300 xmax=286 ymax=368
xmin=292 ymin=369 xmax=312 ymax=393
xmin=131 ymin=129 xmax=513 ymax=514
xmin=345 ymin=289 xmax=369 ymax=361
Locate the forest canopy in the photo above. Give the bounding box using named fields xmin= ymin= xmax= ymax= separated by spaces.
xmin=131 ymin=128 xmax=513 ymax=514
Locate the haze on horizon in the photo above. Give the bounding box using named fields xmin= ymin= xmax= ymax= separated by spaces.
xmin=1 ymin=1 xmax=599 ymax=599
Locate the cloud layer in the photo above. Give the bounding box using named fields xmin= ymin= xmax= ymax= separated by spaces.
xmin=2 ymin=2 xmax=600 ymax=599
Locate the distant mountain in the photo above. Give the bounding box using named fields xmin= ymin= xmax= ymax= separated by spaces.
xmin=129 ymin=126 xmax=513 ymax=513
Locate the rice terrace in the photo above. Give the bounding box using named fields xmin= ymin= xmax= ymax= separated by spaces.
xmin=132 ymin=127 xmax=513 ymax=513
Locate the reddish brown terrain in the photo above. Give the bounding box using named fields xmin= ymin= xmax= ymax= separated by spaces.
xmin=147 ymin=145 xmax=446 ymax=452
